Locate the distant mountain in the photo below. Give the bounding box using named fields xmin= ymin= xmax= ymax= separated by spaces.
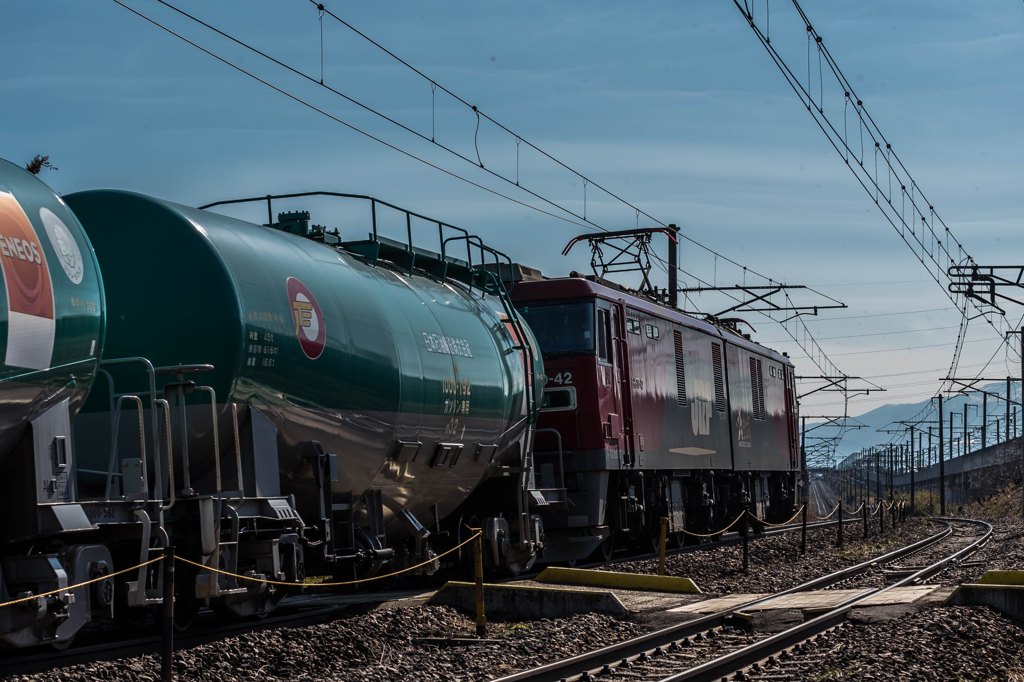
xmin=809 ymin=381 xmax=1021 ymax=465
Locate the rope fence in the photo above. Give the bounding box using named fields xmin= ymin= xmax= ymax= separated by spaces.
xmin=176 ymin=531 xmax=482 ymax=588
xmin=757 ymin=505 xmax=806 ymax=528
xmin=0 ymin=555 xmax=164 ymax=610
xmin=0 ymin=533 xmax=483 ymax=610
xmin=675 ymin=510 xmax=749 ymax=539
xmin=812 ymin=502 xmax=841 ymax=521
xmin=0 ymin=496 xmax=917 ymax=613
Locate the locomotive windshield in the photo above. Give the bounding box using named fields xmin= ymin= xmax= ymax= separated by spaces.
xmin=516 ymin=302 xmax=594 ymax=355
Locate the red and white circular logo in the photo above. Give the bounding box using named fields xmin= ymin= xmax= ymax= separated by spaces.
xmin=287 ymin=277 xmax=326 ymax=360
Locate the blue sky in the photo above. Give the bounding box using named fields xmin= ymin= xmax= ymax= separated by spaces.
xmin=3 ymin=1 xmax=1022 ymax=430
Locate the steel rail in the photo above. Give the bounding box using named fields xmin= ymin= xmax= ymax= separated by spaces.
xmin=658 ymin=517 xmax=992 ymax=682
xmin=489 ymin=519 xmax=956 ymax=682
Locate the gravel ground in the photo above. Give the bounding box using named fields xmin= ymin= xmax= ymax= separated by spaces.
xmin=612 ymin=516 xmax=940 ymax=594
xmin=1 ymin=606 xmax=646 ymax=682
xmin=743 ymin=489 xmax=1024 ymax=681
xmin=749 ymin=606 xmax=1024 ymax=681
xmin=8 ymin=489 xmax=1023 ymax=682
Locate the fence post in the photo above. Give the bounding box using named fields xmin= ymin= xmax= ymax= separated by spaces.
xmin=862 ymin=500 xmax=868 ymax=539
xmin=741 ymin=513 xmax=749 ymax=574
xmin=162 ymin=545 xmax=175 ymax=682
xmin=472 ymin=529 xmax=487 ymax=638
xmin=837 ymin=502 xmax=844 ymax=548
xmin=800 ymin=503 xmax=807 ymax=556
xmin=657 ymin=517 xmax=669 ymax=576
xmin=879 ymin=502 xmax=885 ymax=534
xmin=891 ymin=500 xmax=897 ymax=530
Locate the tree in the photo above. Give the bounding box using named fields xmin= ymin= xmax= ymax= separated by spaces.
xmin=25 ymin=154 xmax=58 ymax=175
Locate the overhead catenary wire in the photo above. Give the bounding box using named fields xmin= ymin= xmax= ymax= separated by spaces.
xmin=809 ymin=307 xmax=954 ymax=322
xmin=788 ymin=336 xmax=994 ymax=360
xmin=140 ymin=0 xmax=596 ymax=233
xmin=115 ymin=0 xmax=860 ymax=397
xmin=312 ymin=0 xmax=861 ymax=388
xmin=307 ymin=0 xmax=861 ymax=388
xmin=760 ymin=323 xmax=962 ymax=344
xmin=732 ymin=0 xmax=1019 ymax=400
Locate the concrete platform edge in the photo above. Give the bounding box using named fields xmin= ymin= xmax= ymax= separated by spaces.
xmin=948 ymin=584 xmax=1024 ymax=622
xmin=428 ymin=581 xmax=629 ymax=619
xmin=535 ymin=567 xmax=701 ymax=594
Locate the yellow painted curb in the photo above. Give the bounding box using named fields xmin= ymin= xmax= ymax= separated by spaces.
xmin=437 ymin=580 xmax=598 ymax=593
xmin=977 ymin=570 xmax=1024 ymax=586
xmin=535 ymin=567 xmax=701 ymax=594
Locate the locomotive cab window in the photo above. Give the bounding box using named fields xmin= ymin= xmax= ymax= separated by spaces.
xmin=516 ymin=302 xmax=595 ymax=355
xmin=645 ymin=324 xmax=659 ymax=339
xmin=626 ymin=318 xmax=641 ymax=335
xmin=597 ymin=307 xmax=613 ymax=364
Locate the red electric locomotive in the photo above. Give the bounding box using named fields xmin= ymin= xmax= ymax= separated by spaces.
xmin=512 ymin=268 xmax=799 ymax=563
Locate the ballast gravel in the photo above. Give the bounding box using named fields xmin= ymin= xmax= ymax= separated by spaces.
xmin=748 ymin=605 xmax=1024 ymax=681
xmin=2 ymin=606 xmax=645 ymax=682
xmin=611 ymin=516 xmax=941 ymax=594
xmin=8 ymin=493 xmax=1024 ymax=682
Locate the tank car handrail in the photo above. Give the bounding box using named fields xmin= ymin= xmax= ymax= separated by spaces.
xmin=104 ymin=395 xmax=147 ymax=501
xmin=197 ymin=191 xmax=524 ymax=290
xmin=99 ymin=357 xmax=162 ymax=501
xmin=198 ymin=191 xmax=471 ymax=243
xmin=533 ymin=428 xmax=566 ymax=493
xmin=154 ymin=398 xmax=176 ymax=511
xmin=230 ymin=403 xmax=245 ymax=499
xmin=197 ymin=386 xmax=221 ymax=496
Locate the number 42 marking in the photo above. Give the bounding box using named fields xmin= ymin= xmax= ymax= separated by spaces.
xmin=550 ymin=371 xmax=573 ymax=385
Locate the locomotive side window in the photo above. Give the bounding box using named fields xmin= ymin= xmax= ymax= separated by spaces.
xmin=597 ymin=307 xmax=612 ymax=363
xmin=517 ymin=302 xmax=595 ymax=355
xmin=711 ymin=343 xmax=726 ymax=412
xmin=645 ymin=324 xmax=660 ymax=339
xmin=626 ymin=318 xmax=640 ymax=335
xmin=749 ymin=356 xmax=766 ymax=420
xmin=541 ymin=386 xmax=577 ymax=412
xmin=673 ymin=330 xmax=688 ymax=406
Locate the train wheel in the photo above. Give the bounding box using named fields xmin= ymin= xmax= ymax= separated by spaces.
xmin=354 ymin=529 xmax=385 ymax=578
xmin=50 ymin=635 xmax=75 ymax=650
xmin=593 ymin=536 xmax=614 ymax=563
xmin=174 ymin=564 xmax=199 ymax=631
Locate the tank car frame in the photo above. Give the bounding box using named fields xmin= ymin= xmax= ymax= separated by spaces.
xmin=0 ymin=166 xmax=547 ymax=649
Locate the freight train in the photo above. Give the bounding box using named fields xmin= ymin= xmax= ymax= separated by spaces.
xmin=0 ymin=157 xmax=798 ymax=649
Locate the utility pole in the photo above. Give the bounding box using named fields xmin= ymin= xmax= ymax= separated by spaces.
xmin=938 ymin=394 xmax=946 ymax=516
xmin=887 ymin=444 xmax=892 ymax=499
xmin=875 ymin=447 xmax=882 ymax=503
xmin=946 ymin=265 xmax=1024 ymax=516
xmin=982 ymin=392 xmax=987 ymax=450
xmin=909 ymin=427 xmax=916 ymax=514
xmin=963 ymin=403 xmax=969 ymax=457
xmin=1017 ymin=329 xmax=1024 ymax=518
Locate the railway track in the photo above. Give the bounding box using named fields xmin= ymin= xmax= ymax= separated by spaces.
xmin=0 ymin=514 xmax=856 ymax=677
xmin=491 ymin=517 xmax=992 ymax=682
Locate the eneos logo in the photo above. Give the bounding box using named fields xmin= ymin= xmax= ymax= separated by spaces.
xmin=0 ymin=191 xmax=55 ymax=370
xmin=287 ymin=276 xmax=325 ymax=360
xmin=40 ymin=208 xmax=83 ymax=284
